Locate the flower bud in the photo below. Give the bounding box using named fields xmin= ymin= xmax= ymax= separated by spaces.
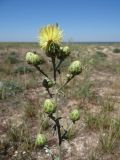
xmin=43 ymin=99 xmax=56 ymax=114
xmin=63 ymin=46 xmax=70 ymax=54
xmin=42 ymin=78 xmax=55 ymax=88
xmin=26 ymin=52 xmax=42 ymax=65
xmin=46 ymin=41 xmax=60 ymax=57
xmin=68 ymin=60 xmax=82 ymax=75
xmin=69 ymin=109 xmax=80 ymax=123
xmin=35 ymin=134 xmax=47 ymax=147
xmin=57 ymin=46 xmax=70 ymax=59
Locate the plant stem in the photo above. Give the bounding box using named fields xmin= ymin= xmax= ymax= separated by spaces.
xmin=61 ymin=122 xmax=74 ymax=140
xmin=34 ymin=65 xmax=49 ymax=78
xmin=56 ymin=59 xmax=63 ymax=74
xmin=52 ymin=56 xmax=62 ymax=159
xmin=55 ymin=90 xmax=62 ymax=159
xmin=52 ymin=57 xmax=56 ymax=81
xmin=49 ymin=114 xmax=62 ymax=159
xmin=49 ymin=114 xmax=62 ymax=145
xmin=57 ymin=75 xmax=74 ymax=92
xmin=46 ymin=88 xmax=53 ymax=98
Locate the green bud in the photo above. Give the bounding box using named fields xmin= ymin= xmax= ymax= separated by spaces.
xmin=26 ymin=52 xmax=42 ymax=65
xmin=69 ymin=109 xmax=80 ymax=123
xmin=43 ymin=99 xmax=56 ymax=114
xmin=57 ymin=46 xmax=70 ymax=59
xmin=63 ymin=46 xmax=70 ymax=54
xmin=46 ymin=41 xmax=60 ymax=57
xmin=68 ymin=60 xmax=82 ymax=75
xmin=35 ymin=134 xmax=47 ymax=147
xmin=42 ymin=78 xmax=55 ymax=88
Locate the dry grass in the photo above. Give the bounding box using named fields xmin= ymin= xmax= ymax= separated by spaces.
xmin=0 ymin=42 xmax=120 ymax=160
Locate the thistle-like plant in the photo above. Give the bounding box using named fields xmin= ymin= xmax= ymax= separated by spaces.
xmin=25 ymin=24 xmax=82 ymax=159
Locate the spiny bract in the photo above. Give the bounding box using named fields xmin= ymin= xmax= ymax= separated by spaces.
xmin=39 ymin=24 xmax=63 ymax=49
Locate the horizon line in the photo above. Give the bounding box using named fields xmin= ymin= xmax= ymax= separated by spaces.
xmin=0 ymin=41 xmax=120 ymax=43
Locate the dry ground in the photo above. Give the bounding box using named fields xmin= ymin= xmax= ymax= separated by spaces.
xmin=0 ymin=43 xmax=120 ymax=160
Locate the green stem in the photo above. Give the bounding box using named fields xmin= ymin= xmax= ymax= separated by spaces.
xmin=62 ymin=122 xmax=74 ymax=140
xmin=46 ymin=88 xmax=53 ymax=98
xmin=49 ymin=113 xmax=62 ymax=159
xmin=52 ymin=57 xmax=56 ymax=81
xmin=56 ymin=59 xmax=63 ymax=74
xmin=51 ymin=56 xmax=62 ymax=159
xmin=55 ymin=90 xmax=62 ymax=160
xmin=57 ymin=75 xmax=74 ymax=92
xmin=34 ymin=65 xmax=49 ymax=78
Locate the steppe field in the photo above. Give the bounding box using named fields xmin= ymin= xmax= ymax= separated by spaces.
xmin=0 ymin=42 xmax=120 ymax=160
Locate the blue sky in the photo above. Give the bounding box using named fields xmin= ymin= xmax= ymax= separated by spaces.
xmin=0 ymin=0 xmax=120 ymax=42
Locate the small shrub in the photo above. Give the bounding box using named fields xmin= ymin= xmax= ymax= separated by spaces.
xmin=113 ymin=48 xmax=120 ymax=53
xmin=5 ymin=52 xmax=20 ymax=64
xmin=96 ymin=51 xmax=107 ymax=57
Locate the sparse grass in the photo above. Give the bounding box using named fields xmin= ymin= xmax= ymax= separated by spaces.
xmin=64 ymin=125 xmax=75 ymax=140
xmin=91 ymin=51 xmax=107 ymax=65
xmin=89 ymin=51 xmax=109 ymax=72
xmin=100 ymin=97 xmax=115 ymax=112
xmin=0 ymin=62 xmax=13 ymax=75
xmin=76 ymin=69 xmax=96 ymax=101
xmin=37 ymin=113 xmax=50 ymax=132
xmin=0 ymin=80 xmax=22 ymax=99
xmin=99 ymin=118 xmax=120 ymax=153
xmin=6 ymin=121 xmax=34 ymax=157
xmin=14 ymin=65 xmax=33 ymax=74
xmin=40 ymin=117 xmax=50 ymax=131
xmin=23 ymin=75 xmax=37 ymax=89
xmin=84 ymin=112 xmax=111 ymax=130
xmin=24 ymin=103 xmax=37 ymax=118
xmin=88 ymin=151 xmax=99 ymax=160
xmin=111 ymin=61 xmax=120 ymax=74
xmin=13 ymin=71 xmax=37 ymax=89
xmin=77 ymin=79 xmax=93 ymax=99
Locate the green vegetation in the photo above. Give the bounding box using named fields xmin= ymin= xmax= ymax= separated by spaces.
xmin=0 ymin=80 xmax=22 ymax=99
xmin=113 ymin=48 xmax=120 ymax=53
xmin=5 ymin=52 xmax=20 ymax=64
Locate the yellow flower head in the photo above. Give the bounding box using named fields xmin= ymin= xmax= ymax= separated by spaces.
xmin=39 ymin=24 xmax=63 ymax=49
